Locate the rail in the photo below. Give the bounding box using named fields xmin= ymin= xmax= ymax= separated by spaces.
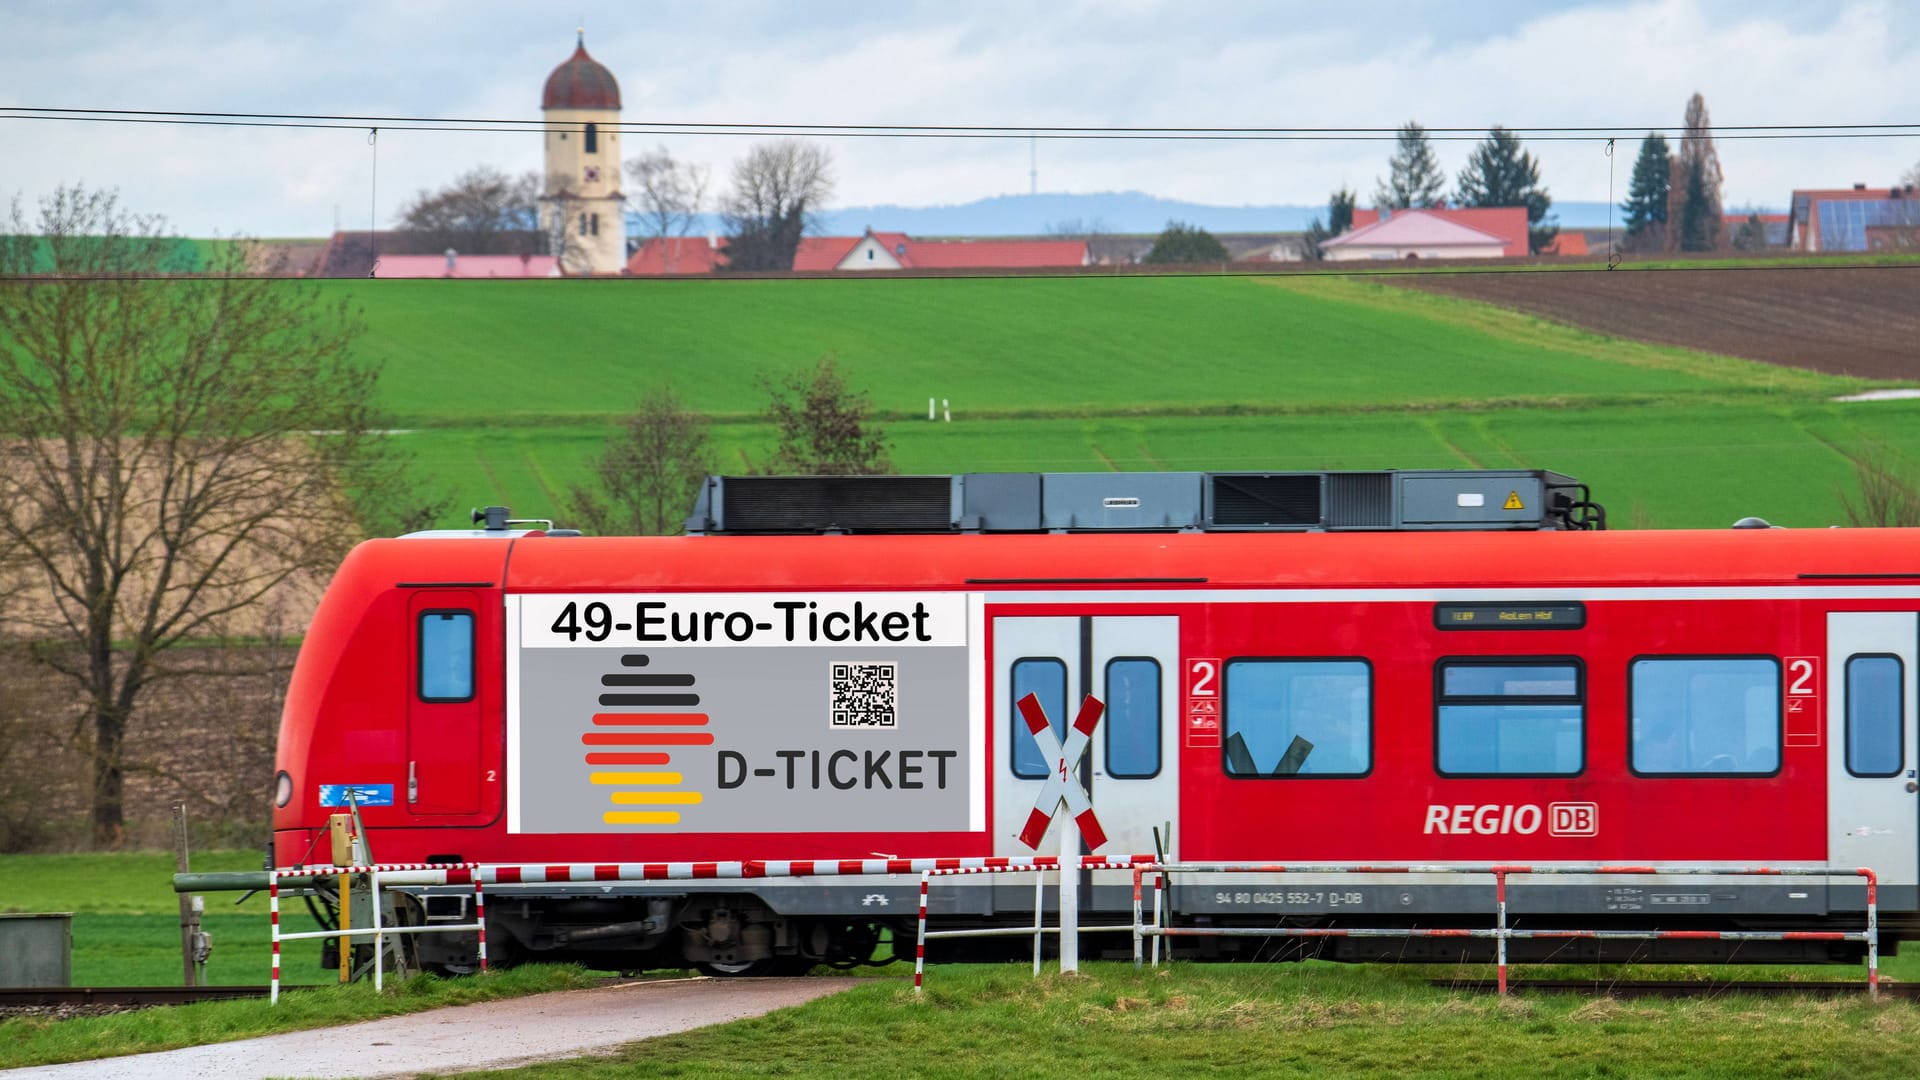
xmin=1130 ymin=863 xmax=1882 ymax=999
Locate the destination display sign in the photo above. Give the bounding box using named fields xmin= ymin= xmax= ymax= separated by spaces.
xmin=1434 ymin=602 xmax=1586 ymax=630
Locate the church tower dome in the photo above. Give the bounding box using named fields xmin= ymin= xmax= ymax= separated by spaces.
xmin=542 ymin=36 xmax=621 ymax=110
xmin=540 ymin=31 xmax=625 ymax=275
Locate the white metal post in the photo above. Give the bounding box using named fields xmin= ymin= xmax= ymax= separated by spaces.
xmin=371 ymin=867 xmax=384 ymax=993
xmin=1059 ymin=819 xmax=1079 ymax=973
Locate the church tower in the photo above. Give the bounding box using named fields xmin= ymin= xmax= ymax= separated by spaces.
xmin=541 ymin=32 xmax=625 ymax=275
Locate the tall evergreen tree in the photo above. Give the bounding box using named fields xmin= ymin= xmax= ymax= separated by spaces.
xmin=1669 ymin=92 xmax=1724 ymax=252
xmin=1454 ymin=126 xmax=1559 ymax=254
xmin=1375 ymin=122 xmax=1447 ymax=210
xmin=1621 ymin=133 xmax=1672 ymax=252
xmin=1328 ymin=186 xmax=1357 ymax=234
xmin=1676 ymin=155 xmax=1720 ymax=252
xmin=1298 ymin=187 xmax=1358 ymax=261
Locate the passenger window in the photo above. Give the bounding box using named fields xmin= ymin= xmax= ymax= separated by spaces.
xmin=1846 ymin=655 xmax=1903 ymax=778
xmin=1010 ymin=658 xmax=1067 ymax=779
xmin=1436 ymin=660 xmax=1582 ymax=776
xmin=1223 ymin=659 xmax=1370 ymax=777
xmin=1104 ymin=658 xmax=1161 ymax=779
xmin=1631 ymin=657 xmax=1780 ymax=775
xmin=419 ymin=611 xmax=475 ymax=702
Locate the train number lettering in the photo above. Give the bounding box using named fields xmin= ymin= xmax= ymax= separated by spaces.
xmin=548 ymin=601 xmax=615 ymax=643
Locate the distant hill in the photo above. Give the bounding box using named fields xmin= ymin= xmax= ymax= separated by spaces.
xmin=648 ymin=194 xmax=1642 ymax=241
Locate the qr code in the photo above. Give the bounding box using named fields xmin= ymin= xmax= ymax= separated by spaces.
xmin=831 ymin=662 xmax=897 ymax=728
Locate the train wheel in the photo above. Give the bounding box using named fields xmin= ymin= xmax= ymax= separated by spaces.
xmin=695 ymin=957 xmax=779 ymax=977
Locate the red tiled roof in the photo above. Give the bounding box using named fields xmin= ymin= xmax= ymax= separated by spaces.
xmin=904 ymin=239 xmax=1089 ymax=268
xmin=1346 ymin=207 xmax=1528 ymax=257
xmin=1327 ymin=209 xmax=1511 ymax=252
xmin=372 ymin=254 xmax=557 ymax=278
xmin=543 ymin=38 xmax=620 ymax=110
xmin=625 ymin=237 xmax=722 ymax=275
xmin=629 ymin=232 xmax=1093 ymax=273
xmin=1543 ymin=232 xmax=1589 ymax=256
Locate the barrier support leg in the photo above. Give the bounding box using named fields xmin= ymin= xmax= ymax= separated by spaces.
xmin=913 ymin=872 xmax=929 ymax=995
xmin=474 ymin=878 xmax=489 ymax=973
xmin=269 ymin=873 xmax=281 ymax=1006
xmin=1495 ymin=870 xmax=1509 ymax=997
xmin=1032 ymin=872 xmax=1044 ymax=977
xmin=1865 ymin=869 xmax=1879 ymax=1001
xmin=1132 ymin=867 xmax=1143 ymax=970
xmin=338 ymin=870 xmax=351 ymax=984
xmin=1153 ymin=871 xmax=1164 ymax=966
xmin=372 ymin=868 xmax=385 ymax=993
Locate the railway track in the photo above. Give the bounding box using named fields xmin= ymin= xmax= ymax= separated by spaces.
xmin=1437 ymin=979 xmax=1916 ymax=999
xmin=0 ymin=985 xmax=287 ymax=1008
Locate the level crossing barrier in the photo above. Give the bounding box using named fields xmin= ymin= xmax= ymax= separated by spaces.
xmin=266 ymin=855 xmax=1155 ymax=1002
xmin=911 ymin=858 xmax=1149 ymax=993
xmin=1129 ymin=863 xmax=1882 ymax=999
xmin=269 ymin=863 xmax=487 ymax=1004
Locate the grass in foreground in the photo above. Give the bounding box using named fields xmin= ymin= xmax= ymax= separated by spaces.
xmin=457 ymin=962 xmax=1914 ymax=1080
xmin=0 ymin=965 xmax=599 ymax=1070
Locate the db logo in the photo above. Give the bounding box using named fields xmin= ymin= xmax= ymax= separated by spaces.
xmin=1548 ymin=802 xmax=1598 ymax=837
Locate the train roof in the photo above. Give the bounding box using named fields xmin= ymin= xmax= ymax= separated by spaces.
xmin=343 ymin=526 xmax=1920 ymax=594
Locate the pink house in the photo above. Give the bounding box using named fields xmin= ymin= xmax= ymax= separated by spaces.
xmin=1338 ymin=207 xmax=1530 ymax=259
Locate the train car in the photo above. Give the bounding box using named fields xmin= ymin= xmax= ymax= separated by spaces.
xmin=271 ymin=470 xmax=1920 ymax=973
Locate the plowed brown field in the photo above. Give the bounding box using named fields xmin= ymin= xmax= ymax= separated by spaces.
xmin=1389 ymin=266 xmax=1920 ymax=380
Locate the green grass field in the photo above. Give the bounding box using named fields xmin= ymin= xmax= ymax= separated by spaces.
xmin=300 ymin=272 xmax=1916 ymax=532
xmin=5 ymin=848 xmax=1918 ymax=1076
xmin=335 ymin=274 xmax=1846 ymax=424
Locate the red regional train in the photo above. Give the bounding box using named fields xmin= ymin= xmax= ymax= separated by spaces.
xmin=271 ymin=470 xmax=1920 ymax=973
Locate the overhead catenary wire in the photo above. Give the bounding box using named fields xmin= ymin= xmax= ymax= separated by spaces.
xmin=3 ymin=106 xmax=1919 ymax=142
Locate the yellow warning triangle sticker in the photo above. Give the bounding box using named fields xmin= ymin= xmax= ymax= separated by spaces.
xmin=1503 ymin=490 xmax=1525 ymax=510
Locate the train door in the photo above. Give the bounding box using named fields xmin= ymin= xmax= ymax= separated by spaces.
xmin=992 ymin=615 xmax=1180 ymax=861
xmin=407 ymin=590 xmax=483 ymax=815
xmin=1827 ymin=612 xmax=1918 ymax=893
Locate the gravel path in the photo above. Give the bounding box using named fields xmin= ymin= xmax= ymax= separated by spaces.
xmin=6 ymin=977 xmax=859 ymax=1080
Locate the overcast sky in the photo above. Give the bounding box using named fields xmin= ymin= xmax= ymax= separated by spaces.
xmin=4 ymin=0 xmax=1916 ymax=237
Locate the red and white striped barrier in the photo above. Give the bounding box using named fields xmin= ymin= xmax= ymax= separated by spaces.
xmin=268 ymin=863 xmax=485 ymax=1004
xmin=1131 ymin=863 xmax=1882 ymax=998
xmin=913 ymin=858 xmax=1145 ymax=993
xmin=269 ymin=855 xmax=1152 ymax=1002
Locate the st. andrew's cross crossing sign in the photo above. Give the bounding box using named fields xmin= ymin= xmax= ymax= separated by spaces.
xmin=1014 ymin=692 xmax=1107 ymax=850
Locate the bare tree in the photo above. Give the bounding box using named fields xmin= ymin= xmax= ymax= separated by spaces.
xmin=720 ymin=141 xmax=834 ymax=272
xmin=758 ymin=357 xmax=891 ymax=475
xmin=1840 ymin=443 xmax=1920 ymax=527
xmin=538 ymin=177 xmax=591 ymax=275
xmin=1903 ymin=160 xmax=1920 ymax=189
xmin=0 ymin=185 xmax=437 ymax=847
xmin=568 ymin=386 xmax=714 ymax=536
xmin=1046 ymin=217 xmax=1122 ymax=264
xmin=395 ymin=166 xmax=545 ymax=255
xmin=627 ymin=147 xmax=709 ymax=274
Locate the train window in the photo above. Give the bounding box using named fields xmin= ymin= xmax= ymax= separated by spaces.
xmin=1222 ymin=659 xmax=1370 ymax=778
xmin=1630 ymin=657 xmax=1780 ymax=776
xmin=1010 ymin=657 xmax=1067 ymax=779
xmin=1435 ymin=660 xmax=1583 ymax=776
xmin=418 ymin=611 xmax=475 ymax=702
xmin=1104 ymin=657 xmax=1161 ymax=779
xmin=1846 ymin=654 xmax=1903 ymax=778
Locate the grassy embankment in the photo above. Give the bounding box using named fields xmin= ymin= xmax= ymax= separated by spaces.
xmin=320 ymin=273 xmax=1913 ymax=531
xmin=3 ymin=849 xmax=1917 ymax=1074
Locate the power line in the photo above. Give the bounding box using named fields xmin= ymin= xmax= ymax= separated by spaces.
xmin=4 ymin=106 xmax=1919 ymax=142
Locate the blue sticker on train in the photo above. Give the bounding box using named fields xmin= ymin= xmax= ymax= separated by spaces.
xmin=318 ymin=784 xmax=394 ymax=807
